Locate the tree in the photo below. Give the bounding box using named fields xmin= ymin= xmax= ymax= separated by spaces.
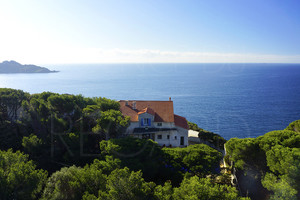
xmin=285 ymin=119 xmax=300 ymax=132
xmin=96 ymin=109 xmax=130 ymax=138
xmin=104 ymin=167 xmax=156 ymax=200
xmin=0 ymin=88 xmax=30 ymax=150
xmin=188 ymin=121 xmax=226 ymax=150
xmin=22 ymin=134 xmax=44 ymax=157
xmin=225 ymin=137 xmax=265 ymax=170
xmin=0 ymin=88 xmax=29 ymax=121
xmin=225 ymin=121 xmax=300 ymax=199
xmin=0 ymin=149 xmax=47 ymax=200
xmin=99 ymin=137 xmax=166 ymax=183
xmin=163 ymin=144 xmax=222 ymax=175
xmin=154 ymin=181 xmax=173 ymax=200
xmin=42 ymin=165 xmax=106 ymax=200
xmin=262 ymin=173 xmax=298 ymax=200
xmin=173 ymin=176 xmax=249 ymax=200
xmin=41 ymin=156 xmax=120 ymax=200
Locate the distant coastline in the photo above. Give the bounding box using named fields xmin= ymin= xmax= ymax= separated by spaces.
xmin=0 ymin=60 xmax=58 ymax=74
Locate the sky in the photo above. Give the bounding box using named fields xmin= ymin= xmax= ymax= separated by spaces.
xmin=0 ymin=0 xmax=300 ymax=64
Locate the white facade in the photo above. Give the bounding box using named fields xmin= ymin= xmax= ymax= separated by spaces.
xmin=125 ymin=112 xmax=188 ymax=147
xmin=120 ymin=100 xmax=189 ymax=147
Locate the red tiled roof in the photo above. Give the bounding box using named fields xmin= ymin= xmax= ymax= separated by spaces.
xmin=119 ymin=100 xmax=174 ymax=122
xmin=174 ymin=114 xmax=189 ymax=129
xmin=138 ymin=107 xmax=155 ymax=116
xmin=119 ymin=100 xmax=188 ymax=130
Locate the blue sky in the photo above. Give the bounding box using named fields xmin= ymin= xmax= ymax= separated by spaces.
xmin=0 ymin=0 xmax=300 ymax=64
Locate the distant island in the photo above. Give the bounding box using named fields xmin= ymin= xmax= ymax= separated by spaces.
xmin=0 ymin=60 xmax=58 ymax=73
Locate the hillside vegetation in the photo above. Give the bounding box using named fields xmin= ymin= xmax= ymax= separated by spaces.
xmin=225 ymin=120 xmax=300 ymax=200
xmin=1 ymin=88 xmax=298 ymax=199
xmin=188 ymin=121 xmax=226 ymax=150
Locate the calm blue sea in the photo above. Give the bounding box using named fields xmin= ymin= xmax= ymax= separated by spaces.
xmin=0 ymin=63 xmax=299 ymax=140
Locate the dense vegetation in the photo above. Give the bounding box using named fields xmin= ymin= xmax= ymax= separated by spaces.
xmin=0 ymin=88 xmax=129 ymax=171
xmin=1 ymin=88 xmax=298 ymax=199
xmin=225 ymin=121 xmax=300 ymax=200
xmin=188 ymin=121 xmax=226 ymax=150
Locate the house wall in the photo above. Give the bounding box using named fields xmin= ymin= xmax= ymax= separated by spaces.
xmin=124 ymin=114 xmax=188 ymax=147
xmin=154 ymin=130 xmax=179 ymax=147
xmin=138 ymin=113 xmax=155 ymax=127
xmin=153 ymin=122 xmax=175 ymax=128
xmin=177 ymin=126 xmax=188 ymax=147
xmin=126 ymin=122 xmax=139 ymax=134
xmin=154 ymin=126 xmax=188 ymax=147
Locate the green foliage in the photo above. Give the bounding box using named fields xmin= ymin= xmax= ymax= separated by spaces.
xmin=22 ymin=134 xmax=44 ymax=156
xmin=187 ymin=121 xmax=200 ymax=131
xmin=258 ymin=130 xmax=300 ymax=151
xmin=89 ymin=156 xmax=121 ymax=175
xmin=172 ymin=176 xmax=249 ymax=200
xmin=154 ymin=181 xmax=173 ymax=200
xmin=0 ymin=88 xmax=127 ymax=173
xmin=96 ymin=109 xmax=130 ymax=138
xmin=225 ymin=120 xmax=300 ymax=199
xmin=43 ymin=164 xmax=155 ymax=200
xmin=42 ymin=156 xmax=121 ymax=200
xmin=0 ymin=149 xmax=47 ymax=200
xmin=94 ymin=97 xmax=120 ymax=111
xmin=99 ymin=138 xmax=223 ymax=186
xmin=188 ymin=121 xmax=226 ymax=150
xmin=225 ymin=137 xmax=265 ymax=169
xmin=262 ymin=173 xmax=298 ymax=200
xmin=265 ymin=145 xmax=300 ymax=175
xmin=104 ymin=167 xmax=156 ymax=200
xmin=0 ymin=88 xmax=30 ymax=149
xmin=0 ymin=88 xmax=29 ymax=121
xmin=163 ymin=144 xmax=222 ymax=175
xmin=99 ymin=137 xmax=166 ymax=183
xmin=42 ymin=165 xmax=106 ymax=200
xmin=285 ymin=119 xmax=300 ymax=132
xmin=6 ymin=88 xmax=297 ymax=200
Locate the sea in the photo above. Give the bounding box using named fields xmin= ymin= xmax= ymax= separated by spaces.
xmin=0 ymin=63 xmax=299 ymax=140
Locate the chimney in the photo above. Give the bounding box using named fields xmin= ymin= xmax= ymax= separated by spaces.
xmin=132 ymin=101 xmax=136 ymax=110
xmin=169 ymin=97 xmax=171 ymax=101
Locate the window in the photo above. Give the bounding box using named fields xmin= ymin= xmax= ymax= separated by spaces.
xmin=157 ymin=122 xmax=162 ymax=126
xmin=167 ymin=135 xmax=170 ymax=139
xmin=157 ymin=135 xmax=162 ymax=139
xmin=142 ymin=118 xmax=151 ymax=126
xmin=180 ymin=136 xmax=184 ymax=145
xmin=142 ymin=134 xmax=150 ymax=139
xmin=174 ymin=136 xmax=177 ymax=140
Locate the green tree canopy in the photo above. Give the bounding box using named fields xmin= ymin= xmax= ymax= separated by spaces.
xmin=163 ymin=144 xmax=222 ymax=175
xmin=0 ymin=149 xmax=47 ymax=200
xmin=225 ymin=120 xmax=300 ymax=199
xmin=42 ymin=156 xmax=120 ymax=200
xmin=173 ymin=176 xmax=249 ymax=200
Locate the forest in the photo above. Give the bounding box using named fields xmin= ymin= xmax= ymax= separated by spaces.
xmin=0 ymin=88 xmax=299 ymax=200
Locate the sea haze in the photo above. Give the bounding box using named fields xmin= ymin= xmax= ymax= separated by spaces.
xmin=0 ymin=63 xmax=299 ymax=140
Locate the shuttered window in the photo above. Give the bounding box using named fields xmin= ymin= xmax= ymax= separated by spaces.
xmin=142 ymin=118 xmax=151 ymax=126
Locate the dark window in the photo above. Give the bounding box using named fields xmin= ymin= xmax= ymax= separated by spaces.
xmin=167 ymin=135 xmax=170 ymax=139
xmin=180 ymin=136 xmax=184 ymax=145
xmin=142 ymin=134 xmax=150 ymax=139
xmin=157 ymin=122 xmax=162 ymax=126
xmin=157 ymin=135 xmax=162 ymax=139
xmin=174 ymin=136 xmax=177 ymax=140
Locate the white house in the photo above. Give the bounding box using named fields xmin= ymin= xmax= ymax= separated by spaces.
xmin=119 ymin=98 xmax=188 ymax=147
